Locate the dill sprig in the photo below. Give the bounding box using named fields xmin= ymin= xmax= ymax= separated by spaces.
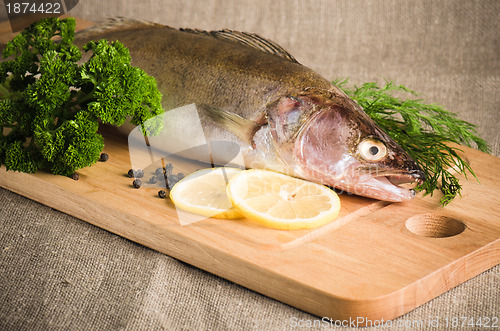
xmin=334 ymin=79 xmax=490 ymax=205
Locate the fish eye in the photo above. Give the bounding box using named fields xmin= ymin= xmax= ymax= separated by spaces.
xmin=358 ymin=138 xmax=387 ymax=161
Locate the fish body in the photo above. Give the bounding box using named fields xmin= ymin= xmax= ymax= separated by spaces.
xmin=76 ymin=19 xmax=424 ymax=202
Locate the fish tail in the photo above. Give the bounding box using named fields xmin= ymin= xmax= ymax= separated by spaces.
xmin=75 ymin=17 xmax=166 ymax=40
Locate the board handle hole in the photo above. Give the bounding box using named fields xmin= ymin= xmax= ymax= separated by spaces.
xmin=405 ymin=214 xmax=466 ymax=238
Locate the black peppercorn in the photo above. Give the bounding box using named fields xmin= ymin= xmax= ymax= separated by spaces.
xmin=158 ymin=190 xmax=167 ymax=198
xmin=99 ymin=153 xmax=109 ymax=162
xmin=71 ymin=172 xmax=79 ymax=181
xmin=176 ymin=173 xmax=185 ymax=180
xmin=155 ymin=167 xmax=165 ymax=176
xmin=165 ymin=163 xmax=174 ymax=174
xmin=167 ymin=174 xmax=178 ymax=188
xmin=127 ymin=169 xmax=135 ymax=178
xmin=133 ymin=179 xmax=142 ymax=188
xmin=149 ymin=176 xmax=158 ymax=184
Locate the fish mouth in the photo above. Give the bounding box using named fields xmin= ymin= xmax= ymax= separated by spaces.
xmin=374 ymin=169 xmax=425 ymax=189
xmin=347 ymin=168 xmax=426 ymax=202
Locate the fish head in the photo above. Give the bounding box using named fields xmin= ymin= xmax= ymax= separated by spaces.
xmin=268 ymin=89 xmax=425 ymax=202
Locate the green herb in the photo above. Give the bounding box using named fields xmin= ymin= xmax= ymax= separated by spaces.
xmin=0 ymin=17 xmax=163 ymax=177
xmin=334 ymin=79 xmax=489 ymax=205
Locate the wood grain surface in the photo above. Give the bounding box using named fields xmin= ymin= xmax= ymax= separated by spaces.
xmin=0 ymin=18 xmax=499 ymax=324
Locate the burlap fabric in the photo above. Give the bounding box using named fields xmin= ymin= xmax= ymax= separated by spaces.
xmin=0 ymin=1 xmax=498 ymax=330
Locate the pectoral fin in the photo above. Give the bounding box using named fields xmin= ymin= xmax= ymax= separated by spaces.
xmin=200 ymin=105 xmax=262 ymax=147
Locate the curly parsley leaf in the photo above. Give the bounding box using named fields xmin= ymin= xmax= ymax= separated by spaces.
xmin=0 ymin=17 xmax=163 ymax=176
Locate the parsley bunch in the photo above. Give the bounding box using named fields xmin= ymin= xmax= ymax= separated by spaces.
xmin=0 ymin=17 xmax=163 ymax=176
xmin=335 ymin=79 xmax=489 ymax=205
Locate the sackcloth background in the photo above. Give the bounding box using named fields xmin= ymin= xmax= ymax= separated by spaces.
xmin=0 ymin=0 xmax=499 ymax=330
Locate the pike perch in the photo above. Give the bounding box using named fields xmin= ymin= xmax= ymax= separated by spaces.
xmin=76 ymin=18 xmax=424 ymax=202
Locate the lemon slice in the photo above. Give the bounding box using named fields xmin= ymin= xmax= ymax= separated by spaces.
xmin=227 ymin=169 xmax=341 ymax=230
xmin=170 ymin=167 xmax=243 ymax=219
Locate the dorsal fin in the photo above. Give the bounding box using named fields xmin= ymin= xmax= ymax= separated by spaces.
xmin=76 ymin=17 xmax=166 ymax=40
xmin=180 ymin=28 xmax=299 ymax=64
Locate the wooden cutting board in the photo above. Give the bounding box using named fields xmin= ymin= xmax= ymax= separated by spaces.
xmin=0 ymin=18 xmax=499 ymax=325
xmin=1 ymin=125 xmax=499 ymax=324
